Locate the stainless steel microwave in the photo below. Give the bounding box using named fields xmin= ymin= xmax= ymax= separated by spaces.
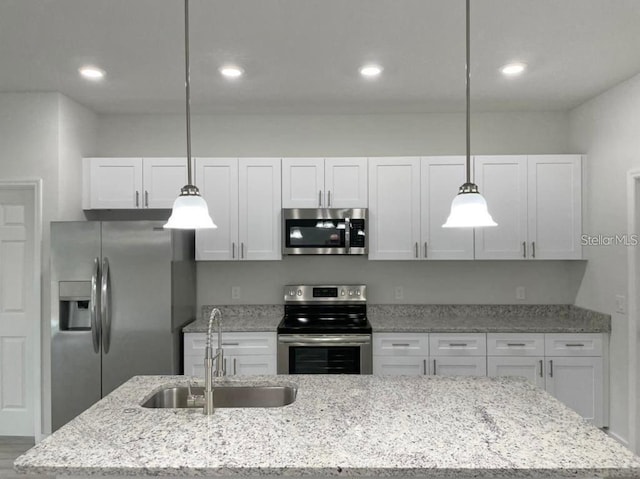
xmin=282 ymin=208 xmax=367 ymax=255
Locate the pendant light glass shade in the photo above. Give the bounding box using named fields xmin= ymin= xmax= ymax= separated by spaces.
xmin=442 ymin=184 xmax=497 ymax=228
xmin=164 ymin=0 xmax=216 ymax=230
xmin=164 ymin=186 xmax=217 ymax=230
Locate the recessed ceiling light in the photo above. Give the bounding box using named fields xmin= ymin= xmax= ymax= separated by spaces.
xmin=359 ymin=64 xmax=383 ymax=78
xmin=500 ymin=62 xmax=527 ymax=76
xmin=219 ymin=65 xmax=244 ymax=79
xmin=79 ymin=66 xmax=105 ymax=80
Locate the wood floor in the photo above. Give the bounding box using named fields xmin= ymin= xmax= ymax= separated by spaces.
xmin=0 ymin=437 xmax=52 ymax=479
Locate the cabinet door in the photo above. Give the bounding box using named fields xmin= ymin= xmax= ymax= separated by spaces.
xmin=420 ymin=157 xmax=474 ymax=259
xmin=324 ymin=158 xmax=368 ymax=208
xmin=225 ymin=355 xmax=276 ymax=376
xmin=239 ymin=158 xmax=282 ymax=260
xmin=474 ymin=155 xmax=528 ymax=259
xmin=195 ymin=158 xmax=239 ymax=260
xmin=142 ymin=158 xmax=188 ymax=209
xmin=431 ymin=356 xmax=487 ymax=377
xmin=528 ymin=155 xmax=582 ymax=259
xmin=487 ymin=356 xmax=545 ymax=388
xmin=184 ymin=355 xmax=204 ymax=378
xmin=368 ymin=157 xmax=421 ymax=260
xmin=373 ymin=356 xmax=428 ymax=375
xmin=86 ymin=157 xmax=143 ymax=209
xmin=282 ymin=158 xmax=325 ymax=208
xmin=546 ymin=356 xmax=603 ymax=426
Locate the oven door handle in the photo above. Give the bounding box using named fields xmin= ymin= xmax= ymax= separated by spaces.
xmin=278 ymin=334 xmax=371 ymax=346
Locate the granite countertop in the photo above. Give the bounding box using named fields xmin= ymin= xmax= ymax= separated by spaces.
xmin=14 ymin=375 xmax=640 ymax=478
xmin=184 ymin=305 xmax=610 ymax=334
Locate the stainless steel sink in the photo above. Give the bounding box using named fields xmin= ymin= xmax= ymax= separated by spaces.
xmin=141 ymin=385 xmax=297 ymax=408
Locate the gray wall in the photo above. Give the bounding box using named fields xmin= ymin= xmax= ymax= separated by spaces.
xmin=93 ymin=110 xmax=584 ymax=307
xmin=569 ymin=71 xmax=640 ymax=447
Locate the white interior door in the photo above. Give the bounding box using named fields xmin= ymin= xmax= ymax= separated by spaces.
xmin=0 ymin=183 xmax=39 ymax=435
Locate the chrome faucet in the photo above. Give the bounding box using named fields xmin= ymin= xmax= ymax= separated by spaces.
xmin=203 ymin=307 xmax=225 ymax=415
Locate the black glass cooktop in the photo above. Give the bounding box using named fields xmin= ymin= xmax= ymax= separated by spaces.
xmin=278 ymin=304 xmax=371 ymax=335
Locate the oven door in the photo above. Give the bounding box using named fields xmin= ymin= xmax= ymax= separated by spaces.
xmin=277 ymin=334 xmax=372 ymax=374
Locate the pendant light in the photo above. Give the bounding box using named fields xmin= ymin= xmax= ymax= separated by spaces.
xmin=164 ymin=0 xmax=217 ymax=230
xmin=442 ymin=0 xmax=496 ymax=228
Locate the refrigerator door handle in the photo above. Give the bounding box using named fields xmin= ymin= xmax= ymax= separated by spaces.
xmin=91 ymin=257 xmax=101 ymax=354
xmin=101 ymin=257 xmax=111 ymax=354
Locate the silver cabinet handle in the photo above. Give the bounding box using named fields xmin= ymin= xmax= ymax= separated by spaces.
xmin=549 ymin=359 xmax=553 ymax=377
xmin=449 ymin=343 xmax=468 ymax=347
xmin=433 ymin=359 xmax=437 ymax=375
xmin=391 ymin=343 xmax=410 ymax=347
xmin=532 ymin=241 xmax=536 ymax=258
xmin=232 ymin=242 xmax=235 ymax=259
xmin=223 ymin=358 xmax=227 ymax=375
xmin=327 ymin=190 xmax=331 ymax=207
xmin=101 ymin=257 xmax=111 ymax=354
xmin=318 ymin=190 xmax=322 ymax=207
xmin=90 ymin=258 xmax=101 ymax=354
xmin=565 ymin=343 xmax=585 ymax=347
xmin=424 ymin=242 xmax=428 ymax=258
xmin=135 ymin=191 xmax=140 ymax=207
xmin=507 ymin=343 xmax=526 ymax=347
xmin=222 ymin=342 xmax=239 ymax=346
xmin=241 ymin=242 xmax=245 ymax=259
xmin=523 ymin=241 xmax=527 ymax=258
xmin=144 ymin=190 xmax=149 ymax=207
xmin=415 ymin=242 xmax=419 ymax=258
xmin=539 ymin=360 xmax=543 ymax=378
xmin=233 ymin=358 xmax=237 ymax=375
xmin=423 ymin=359 xmax=427 ymax=375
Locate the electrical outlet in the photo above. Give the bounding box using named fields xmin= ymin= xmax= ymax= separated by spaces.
xmin=615 ymin=294 xmax=626 ymax=314
xmin=231 ymin=286 xmax=241 ymax=300
xmin=516 ymin=286 xmax=526 ymax=301
xmin=394 ymin=286 xmax=404 ymax=300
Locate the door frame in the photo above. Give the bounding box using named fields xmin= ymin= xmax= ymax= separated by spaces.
xmin=0 ymin=179 xmax=42 ymax=439
xmin=627 ymin=169 xmax=640 ymax=453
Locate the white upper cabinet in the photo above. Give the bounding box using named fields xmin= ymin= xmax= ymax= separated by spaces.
xmin=369 ymin=156 xmax=472 ymax=260
xmin=474 ymin=155 xmax=528 ymax=259
xmin=196 ymin=158 xmax=281 ymax=261
xmin=528 ymin=155 xmax=582 ymax=259
xmin=421 ymin=157 xmax=474 ymax=259
xmin=474 ymin=154 xmax=582 ymax=260
xmin=83 ymin=157 xmax=187 ymax=209
xmin=368 ymin=157 xmax=421 ymax=260
xmin=282 ymin=157 xmax=367 ymax=208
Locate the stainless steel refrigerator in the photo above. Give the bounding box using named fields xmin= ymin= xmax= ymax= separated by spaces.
xmin=50 ymin=221 xmax=195 ymax=431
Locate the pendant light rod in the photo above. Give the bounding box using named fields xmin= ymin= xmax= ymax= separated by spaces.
xmin=184 ymin=0 xmax=193 ymax=186
xmin=465 ymin=0 xmax=471 ymax=184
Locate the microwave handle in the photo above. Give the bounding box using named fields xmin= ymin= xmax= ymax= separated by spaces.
xmin=345 ymin=217 xmax=351 ymax=253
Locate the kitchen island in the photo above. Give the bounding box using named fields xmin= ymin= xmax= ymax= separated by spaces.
xmin=15 ymin=375 xmax=640 ymax=478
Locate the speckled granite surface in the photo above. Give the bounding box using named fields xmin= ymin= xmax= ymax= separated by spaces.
xmin=14 ymin=375 xmax=640 ymax=478
xmin=183 ymin=305 xmax=282 ymax=333
xmin=184 ymin=305 xmax=610 ymax=333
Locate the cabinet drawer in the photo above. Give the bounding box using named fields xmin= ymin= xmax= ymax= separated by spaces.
xmin=373 ymin=333 xmax=429 ymax=357
xmin=487 ymin=333 xmax=544 ymax=356
xmin=373 ymin=356 xmax=428 ymax=375
xmin=429 ymin=333 xmax=486 ymax=356
xmin=184 ymin=332 xmax=277 ymax=356
xmin=545 ymin=333 xmax=603 ymax=356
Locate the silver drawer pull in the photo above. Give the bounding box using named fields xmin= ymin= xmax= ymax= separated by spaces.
xmin=391 ymin=343 xmax=411 ymax=347
xmin=565 ymin=343 xmax=585 ymax=347
xmin=506 ymin=343 xmax=526 ymax=347
xmin=448 ymin=343 xmax=468 ymax=347
xmin=222 ymin=342 xmax=240 ymax=346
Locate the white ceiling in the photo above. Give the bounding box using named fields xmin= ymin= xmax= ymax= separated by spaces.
xmin=2 ymin=0 xmax=640 ymax=115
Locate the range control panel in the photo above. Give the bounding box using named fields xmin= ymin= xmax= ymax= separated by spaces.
xmin=284 ymin=285 xmax=367 ymax=303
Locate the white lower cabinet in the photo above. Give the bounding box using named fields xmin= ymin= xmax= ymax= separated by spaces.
xmin=374 ymin=331 xmax=607 ymax=427
xmin=183 ymin=332 xmax=277 ymax=378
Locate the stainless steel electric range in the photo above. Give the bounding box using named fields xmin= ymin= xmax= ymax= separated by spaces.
xmin=277 ymin=285 xmax=372 ymax=374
